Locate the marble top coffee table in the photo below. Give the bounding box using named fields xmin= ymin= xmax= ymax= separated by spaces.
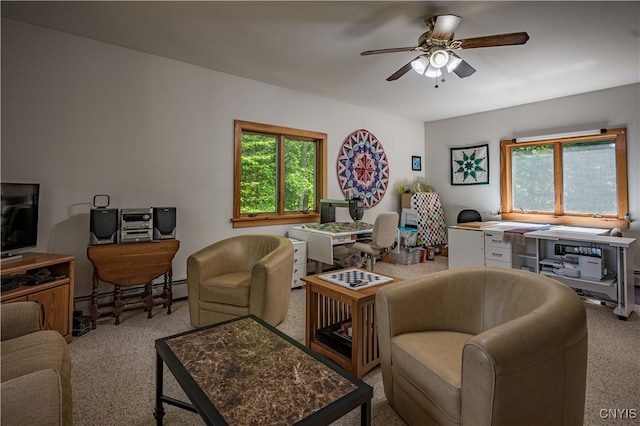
xmin=154 ymin=315 xmax=373 ymax=425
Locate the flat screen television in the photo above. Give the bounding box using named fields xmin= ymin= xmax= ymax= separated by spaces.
xmin=1 ymin=182 xmax=40 ymax=260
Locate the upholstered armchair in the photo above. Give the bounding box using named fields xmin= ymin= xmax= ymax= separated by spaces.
xmin=375 ymin=266 xmax=588 ymax=426
xmin=187 ymin=234 xmax=294 ymax=327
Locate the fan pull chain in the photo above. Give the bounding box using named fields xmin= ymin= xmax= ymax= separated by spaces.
xmin=435 ymin=70 xmax=448 ymax=88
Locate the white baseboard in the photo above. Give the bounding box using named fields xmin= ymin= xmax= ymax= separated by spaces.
xmin=173 ymin=281 xmax=188 ymax=299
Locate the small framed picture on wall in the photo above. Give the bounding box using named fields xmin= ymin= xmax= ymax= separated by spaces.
xmin=411 ymin=156 xmax=422 ymax=171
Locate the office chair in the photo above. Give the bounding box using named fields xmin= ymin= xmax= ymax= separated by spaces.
xmin=350 ymin=212 xmax=399 ymax=270
xmin=457 ymin=209 xmax=482 ymax=224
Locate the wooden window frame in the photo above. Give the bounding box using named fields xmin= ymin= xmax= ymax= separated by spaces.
xmin=232 ymin=120 xmax=327 ymax=228
xmin=500 ymin=127 xmax=629 ymax=228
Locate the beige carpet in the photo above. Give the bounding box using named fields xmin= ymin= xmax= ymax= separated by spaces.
xmin=69 ymin=257 xmax=640 ymax=425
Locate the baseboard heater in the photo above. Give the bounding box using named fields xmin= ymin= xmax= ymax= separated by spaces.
xmin=73 ymin=279 xmax=187 ymax=309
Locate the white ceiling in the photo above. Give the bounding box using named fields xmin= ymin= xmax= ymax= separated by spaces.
xmin=2 ymin=1 xmax=639 ymax=122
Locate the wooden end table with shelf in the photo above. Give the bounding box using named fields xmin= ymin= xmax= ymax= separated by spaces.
xmin=302 ymin=269 xmax=401 ymax=378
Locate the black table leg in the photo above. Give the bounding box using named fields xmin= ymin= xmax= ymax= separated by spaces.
xmin=154 ymin=352 xmax=165 ymax=425
xmin=361 ymin=399 xmax=371 ymax=426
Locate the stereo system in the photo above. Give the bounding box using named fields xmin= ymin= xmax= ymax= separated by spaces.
xmin=89 ymin=206 xmax=176 ymax=245
xmin=120 ymin=208 xmax=153 ymax=243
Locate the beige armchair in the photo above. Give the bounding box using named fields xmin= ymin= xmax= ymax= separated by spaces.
xmin=375 ymin=266 xmax=588 ymax=426
xmin=187 ymin=234 xmax=294 ymax=327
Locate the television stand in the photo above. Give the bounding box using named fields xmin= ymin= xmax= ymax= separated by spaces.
xmin=0 ymin=253 xmax=24 ymax=263
xmin=0 ymin=253 xmax=75 ymax=342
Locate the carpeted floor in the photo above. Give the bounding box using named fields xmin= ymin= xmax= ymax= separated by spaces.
xmin=69 ymin=257 xmax=640 ymax=425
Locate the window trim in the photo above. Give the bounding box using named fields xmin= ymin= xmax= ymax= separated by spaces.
xmin=500 ymin=127 xmax=629 ymax=229
xmin=232 ymin=120 xmax=327 ymax=228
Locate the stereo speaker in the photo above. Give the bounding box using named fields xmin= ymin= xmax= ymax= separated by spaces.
xmin=89 ymin=208 xmax=118 ymax=245
xmin=152 ymin=207 xmax=176 ymax=240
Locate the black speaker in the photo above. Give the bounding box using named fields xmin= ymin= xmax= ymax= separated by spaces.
xmin=152 ymin=207 xmax=176 ymax=240
xmin=89 ymin=208 xmax=118 ymax=245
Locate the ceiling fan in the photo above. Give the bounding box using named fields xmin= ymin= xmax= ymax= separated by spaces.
xmin=361 ymin=14 xmax=529 ymax=82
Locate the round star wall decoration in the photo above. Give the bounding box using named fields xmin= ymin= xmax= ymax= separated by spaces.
xmin=337 ymin=129 xmax=390 ymax=209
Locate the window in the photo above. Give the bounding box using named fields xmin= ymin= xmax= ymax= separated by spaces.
xmin=500 ymin=127 xmax=629 ymax=228
xmin=233 ymin=120 xmax=327 ymax=228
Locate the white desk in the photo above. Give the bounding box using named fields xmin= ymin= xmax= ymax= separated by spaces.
xmin=448 ymin=221 xmax=552 ymax=270
xmin=448 ymin=221 xmax=636 ymax=318
xmin=525 ymin=229 xmax=636 ymax=319
xmin=288 ymin=222 xmax=373 ymax=273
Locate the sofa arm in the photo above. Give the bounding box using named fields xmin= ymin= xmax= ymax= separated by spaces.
xmin=1 ymin=301 xmax=43 ymax=341
xmin=1 ymin=369 xmax=68 ymax=425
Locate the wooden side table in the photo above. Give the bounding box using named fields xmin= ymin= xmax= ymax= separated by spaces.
xmin=302 ymin=269 xmax=401 ymax=378
xmin=86 ymin=240 xmax=179 ymax=328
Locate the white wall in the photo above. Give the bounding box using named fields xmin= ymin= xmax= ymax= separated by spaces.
xmin=425 ymin=83 xmax=640 ymax=269
xmin=1 ymin=19 xmax=426 ymax=299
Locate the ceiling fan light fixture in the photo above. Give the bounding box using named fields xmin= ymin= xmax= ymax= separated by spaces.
xmin=429 ymin=50 xmax=449 ymax=68
xmin=445 ymin=55 xmax=463 ymax=72
xmin=411 ymin=56 xmax=429 ymax=75
xmin=424 ymin=64 xmax=443 ymax=78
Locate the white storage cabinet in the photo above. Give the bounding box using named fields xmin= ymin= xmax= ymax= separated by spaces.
xmin=289 ymin=238 xmax=307 ymax=288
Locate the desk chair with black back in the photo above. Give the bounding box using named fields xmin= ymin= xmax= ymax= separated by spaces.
xmin=457 ymin=209 xmax=482 ymax=224
xmin=350 ymin=212 xmax=399 ymax=270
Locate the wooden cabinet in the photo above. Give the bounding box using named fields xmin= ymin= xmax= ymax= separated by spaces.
xmin=1 ymin=253 xmax=75 ymax=342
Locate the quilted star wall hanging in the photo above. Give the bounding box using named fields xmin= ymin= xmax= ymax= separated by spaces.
xmin=450 ymin=143 xmax=489 ymax=185
xmin=337 ymin=129 xmax=390 ymax=209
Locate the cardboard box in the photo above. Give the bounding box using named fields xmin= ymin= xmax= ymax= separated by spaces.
xmin=401 ymin=193 xmax=414 ymax=209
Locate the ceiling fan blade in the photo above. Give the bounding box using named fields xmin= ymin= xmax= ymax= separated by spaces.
xmin=431 ymin=14 xmax=462 ymax=41
xmin=386 ymin=60 xmax=416 ymax=81
xmin=361 ymin=46 xmax=417 ymax=56
xmin=453 ymin=59 xmax=476 ymax=78
xmin=459 ymin=32 xmax=530 ymax=49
